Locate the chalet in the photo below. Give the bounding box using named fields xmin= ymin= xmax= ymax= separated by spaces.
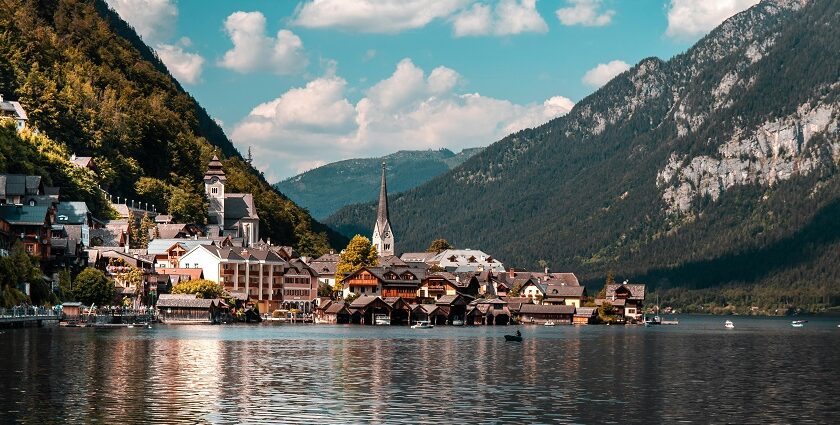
xmin=156 ymin=294 xmax=226 ymax=324
xmin=0 ymin=174 xmax=54 ymax=206
xmin=518 ymin=304 xmax=575 ymax=325
xmin=542 ymin=285 xmax=587 ymax=307
xmin=0 ymin=95 xmax=28 ymax=131
xmin=412 ymin=304 xmax=448 ymax=326
xmin=419 ymin=272 xmax=459 ymax=299
xmin=0 ymin=204 xmax=55 ymax=261
xmin=147 ymin=239 xmax=208 ymax=268
xmin=55 ymin=202 xmax=92 ymax=247
xmin=602 ymin=282 xmax=646 ymax=321
xmin=154 ymin=223 xmax=204 ymax=239
xmin=69 ymin=154 xmax=96 ymax=172
xmin=90 ymin=221 xmax=130 ymax=249
xmin=340 ymin=266 xmax=423 ymax=302
xmin=519 ymin=279 xmax=546 ymax=302
xmin=399 ymin=251 xmax=436 ymax=266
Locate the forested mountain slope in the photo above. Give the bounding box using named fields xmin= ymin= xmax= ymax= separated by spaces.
xmin=275 ymin=148 xmax=483 ymax=219
xmin=0 ymin=0 xmax=346 ymax=255
xmin=327 ymin=0 xmax=840 ymax=311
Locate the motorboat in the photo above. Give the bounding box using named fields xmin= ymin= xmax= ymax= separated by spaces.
xmin=644 ymin=315 xmax=661 ymax=326
xmin=374 ymin=314 xmax=391 ymax=326
xmin=791 ymin=320 xmax=806 ymax=328
xmin=411 ymin=321 xmax=433 ymax=329
xmin=725 ymin=320 xmax=735 ymax=329
xmin=451 ymin=319 xmax=464 ymax=326
xmin=544 ymin=321 xmax=556 ymax=327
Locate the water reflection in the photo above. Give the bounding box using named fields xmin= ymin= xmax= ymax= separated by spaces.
xmin=1 ymin=317 xmax=839 ymax=423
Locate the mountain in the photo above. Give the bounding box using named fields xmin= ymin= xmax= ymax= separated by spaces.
xmin=327 ymin=0 xmax=840 ymax=312
xmin=274 ymin=148 xmax=483 ymax=220
xmin=0 ymin=0 xmax=346 ymax=255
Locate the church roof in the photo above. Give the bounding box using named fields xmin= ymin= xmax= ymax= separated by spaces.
xmin=204 ymin=154 xmax=226 ymax=180
xmin=224 ymin=193 xmax=258 ymax=223
xmin=375 ymin=162 xmax=390 ymax=232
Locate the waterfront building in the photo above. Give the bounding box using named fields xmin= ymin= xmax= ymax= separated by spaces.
xmin=321 ymin=301 xmax=350 ymax=324
xmin=340 ymin=266 xmax=423 ymax=301
xmin=517 ymin=304 xmax=575 ymax=325
xmin=370 ymin=162 xmax=394 ymax=257
xmin=466 ymin=299 xmax=511 ymax=325
xmin=435 ymin=294 xmax=470 ymax=324
xmin=600 ymin=282 xmax=646 ymax=321
xmin=573 ymin=307 xmax=597 ymax=325
xmin=418 ymin=272 xmax=459 ymax=299
xmin=156 ymin=294 xmax=226 ymax=324
xmin=542 ymin=285 xmax=587 ymax=307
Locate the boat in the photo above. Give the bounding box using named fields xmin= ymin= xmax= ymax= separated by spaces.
xmin=504 ymin=331 xmax=523 ymax=342
xmin=126 ymin=325 xmax=135 ymax=328
xmin=374 ymin=314 xmax=391 ymax=326
xmin=791 ymin=320 xmax=806 ymax=328
xmin=644 ymin=315 xmax=661 ymax=326
xmin=411 ymin=321 xmax=433 ymax=329
xmin=725 ymin=320 xmax=735 ymax=329
xmin=544 ymin=321 xmax=556 ymax=327
xmin=451 ymin=319 xmax=464 ymax=326
xmin=661 ymin=319 xmax=679 ymax=325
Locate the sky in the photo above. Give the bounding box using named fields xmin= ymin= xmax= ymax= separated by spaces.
xmin=105 ymin=0 xmax=761 ymax=182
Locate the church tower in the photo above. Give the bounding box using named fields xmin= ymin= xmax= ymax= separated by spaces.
xmin=204 ymin=154 xmax=226 ymax=228
xmin=371 ymin=162 xmax=394 ymax=257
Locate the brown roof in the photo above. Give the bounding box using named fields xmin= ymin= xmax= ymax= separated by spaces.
xmin=606 ymin=283 xmax=646 ymax=300
xmin=596 ymin=298 xmax=626 ymax=307
xmin=156 ymin=294 xmax=218 ymax=308
xmin=518 ymin=304 xmax=575 ymax=315
xmin=156 ymin=268 xmax=203 ymax=280
xmin=325 ymin=302 xmax=348 ymax=314
xmin=544 ymin=285 xmax=586 ymax=298
xmin=575 ymin=307 xmax=597 ymax=317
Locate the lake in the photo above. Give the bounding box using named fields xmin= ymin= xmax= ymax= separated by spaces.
xmin=1 ymin=316 xmax=839 ymax=424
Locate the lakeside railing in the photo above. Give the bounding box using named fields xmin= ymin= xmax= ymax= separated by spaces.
xmin=0 ymin=306 xmax=58 ymax=319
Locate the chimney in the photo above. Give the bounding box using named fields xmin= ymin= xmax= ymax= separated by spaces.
xmin=544 ymin=266 xmax=549 ymax=275
xmin=509 ymin=268 xmax=515 ymax=279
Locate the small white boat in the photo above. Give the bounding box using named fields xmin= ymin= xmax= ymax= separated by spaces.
xmin=791 ymin=321 xmax=805 ymax=328
xmin=411 ymin=321 xmax=433 ymax=329
xmin=451 ymin=319 xmax=464 ymax=326
xmin=374 ymin=314 xmax=391 ymax=326
xmin=126 ymin=325 xmax=135 ymax=328
xmin=544 ymin=321 xmax=556 ymax=327
xmin=725 ymin=320 xmax=735 ymax=329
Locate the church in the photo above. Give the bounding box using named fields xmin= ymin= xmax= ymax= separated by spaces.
xmin=371 ymin=162 xmax=394 ymax=257
xmin=204 ymin=155 xmax=260 ymax=246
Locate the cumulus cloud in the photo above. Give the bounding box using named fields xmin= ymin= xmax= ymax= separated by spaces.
xmin=220 ymin=11 xmax=309 ymax=75
xmin=582 ymin=60 xmax=630 ymax=87
xmin=453 ymin=0 xmax=548 ymax=37
xmin=105 ymin=0 xmax=178 ymax=44
xmin=293 ymin=0 xmax=470 ymax=33
xmin=666 ymin=0 xmax=759 ymax=39
xmin=556 ymin=0 xmax=615 ymax=27
xmin=233 ymin=59 xmax=574 ymax=180
xmin=155 ymin=41 xmax=205 ymax=84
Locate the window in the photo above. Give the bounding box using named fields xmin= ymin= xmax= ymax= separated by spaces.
xmin=25 ymin=244 xmax=34 ymax=253
xmin=211 ymin=187 xmax=218 ymax=195
xmin=28 ymin=200 xmax=36 ymax=206
xmin=384 ymin=244 xmax=390 ymax=251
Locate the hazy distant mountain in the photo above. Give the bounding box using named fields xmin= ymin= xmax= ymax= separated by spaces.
xmin=327 ymin=0 xmax=840 ymax=311
xmin=274 ymin=148 xmax=483 ymax=219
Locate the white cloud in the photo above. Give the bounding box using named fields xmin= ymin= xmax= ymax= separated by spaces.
xmin=220 ymin=11 xmax=309 ymax=75
xmin=155 ymin=42 xmax=204 ymax=84
xmin=453 ymin=0 xmax=548 ymax=37
xmin=582 ymin=60 xmax=630 ymax=87
xmin=293 ymin=0 xmax=470 ymax=33
xmin=556 ymin=0 xmax=615 ymax=27
xmin=666 ymin=0 xmax=759 ymax=39
xmin=233 ymin=59 xmax=574 ymax=180
xmin=105 ymin=0 xmax=177 ymax=44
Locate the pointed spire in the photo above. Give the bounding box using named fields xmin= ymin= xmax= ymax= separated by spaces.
xmin=377 ymin=161 xmax=389 ymax=228
xmin=204 ymin=154 xmax=226 ymax=181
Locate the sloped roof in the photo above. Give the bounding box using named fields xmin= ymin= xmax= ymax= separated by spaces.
xmin=325 ymin=302 xmax=349 ymax=314
xmin=156 ymin=294 xmax=216 ymax=308
xmin=0 ymin=205 xmax=50 ymax=225
xmin=400 ymin=252 xmax=437 ymax=263
xmin=575 ymin=307 xmax=597 ymax=317
xmin=147 ymin=239 xmax=209 ymax=256
xmin=606 ymin=284 xmax=646 ymax=300
xmin=314 ymin=253 xmax=341 ymax=262
xmin=70 ymin=156 xmax=93 ymax=169
xmin=56 ymin=202 xmax=90 ymax=225
xmin=349 ymin=295 xmax=383 ymax=309
xmin=544 ymin=285 xmax=586 ymax=298
xmin=519 ymin=304 xmax=575 ymax=315
xmin=156 ymin=223 xmax=190 ymax=239
xmin=310 ymin=260 xmax=337 ymax=276
xmin=224 ymin=193 xmax=258 ymax=223
xmin=0 ymin=174 xmax=41 ymax=197
xmin=156 ymin=268 xmax=203 ymax=280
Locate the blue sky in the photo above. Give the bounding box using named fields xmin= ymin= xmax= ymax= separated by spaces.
xmin=105 ymin=0 xmax=760 ymax=181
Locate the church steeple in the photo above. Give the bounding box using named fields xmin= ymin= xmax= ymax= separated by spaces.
xmin=204 ymin=154 xmax=226 ymax=228
xmin=372 ymin=162 xmax=394 ymax=257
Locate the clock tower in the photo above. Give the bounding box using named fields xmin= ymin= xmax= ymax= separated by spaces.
xmin=371 ymin=162 xmax=394 ymax=257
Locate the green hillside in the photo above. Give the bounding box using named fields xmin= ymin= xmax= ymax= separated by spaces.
xmin=327 ymin=0 xmax=840 ymax=313
xmin=0 ymin=0 xmax=346 ymax=255
xmin=274 ymin=147 xmax=483 ymax=220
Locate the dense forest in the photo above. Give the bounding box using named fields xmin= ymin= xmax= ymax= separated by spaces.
xmin=327 ymin=0 xmax=840 ymax=313
xmin=275 ymin=148 xmax=483 ymax=219
xmin=0 ymin=0 xmax=346 ymax=255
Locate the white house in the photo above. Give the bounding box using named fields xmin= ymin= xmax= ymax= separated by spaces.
xmin=0 ymin=95 xmax=28 ymax=132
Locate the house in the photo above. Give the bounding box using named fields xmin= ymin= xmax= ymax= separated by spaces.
xmin=542 ymin=284 xmax=587 ymax=307
xmin=517 ymin=304 xmax=575 ymax=325
xmin=155 ymin=268 xmax=203 ymax=282
xmin=309 ymin=252 xmax=340 ymax=289
xmin=69 ymin=154 xmax=96 ymax=172
xmin=602 ymin=282 xmax=646 ymax=321
xmin=55 ymin=202 xmax=92 ymax=247
xmin=0 ymin=218 xmax=11 ymax=256
xmin=419 ymin=272 xmax=459 ymax=299
xmin=574 ymin=307 xmax=597 ymax=325
xmin=204 ymin=155 xmax=259 ymax=245
xmin=431 ymin=249 xmax=505 ymax=273
xmin=153 ymin=223 xmax=204 ymax=239
xmin=280 ymin=259 xmax=318 ymax=313
xmin=147 ymin=238 xmax=208 ymax=268
xmin=0 ymin=95 xmax=28 ymax=131
xmin=340 ymin=266 xmax=423 ymax=302
xmin=0 ymin=204 xmax=55 ymax=260
xmin=89 ymin=221 xmax=130 ymax=249
xmin=321 ymin=301 xmax=350 ymax=324
xmin=519 ymin=280 xmax=546 ymax=302
xmin=0 ymin=174 xmax=48 ymax=206
xmin=156 ymin=294 xmax=226 ymax=324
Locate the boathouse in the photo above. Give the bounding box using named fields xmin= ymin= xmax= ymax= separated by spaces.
xmin=517 ymin=304 xmax=575 ymax=325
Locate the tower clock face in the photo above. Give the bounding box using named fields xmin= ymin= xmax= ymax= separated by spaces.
xmin=383 ymin=231 xmax=390 ymax=238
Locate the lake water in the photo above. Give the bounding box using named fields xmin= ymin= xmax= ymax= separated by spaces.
xmin=1 ymin=316 xmax=839 ymax=424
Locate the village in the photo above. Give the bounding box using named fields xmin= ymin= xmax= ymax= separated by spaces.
xmin=1 ymin=98 xmax=646 ymax=328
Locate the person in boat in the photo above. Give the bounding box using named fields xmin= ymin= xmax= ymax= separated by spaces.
xmin=516 ymin=330 xmax=521 ymax=337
